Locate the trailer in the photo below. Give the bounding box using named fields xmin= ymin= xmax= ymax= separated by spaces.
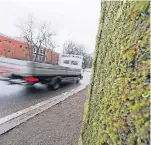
xmin=0 ymin=54 xmax=84 ymax=89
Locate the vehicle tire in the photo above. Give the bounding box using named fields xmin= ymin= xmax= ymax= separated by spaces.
xmin=47 ymin=79 xmax=61 ymax=90
xmin=52 ymin=79 xmax=61 ymax=90
xmin=76 ymin=79 xmax=80 ymax=84
xmin=80 ymin=75 xmax=83 ymax=79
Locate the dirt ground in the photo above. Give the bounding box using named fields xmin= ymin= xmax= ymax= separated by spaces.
xmin=0 ymin=88 xmax=87 ymax=145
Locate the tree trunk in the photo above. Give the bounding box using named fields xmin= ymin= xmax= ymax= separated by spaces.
xmin=79 ymin=1 xmax=150 ymax=145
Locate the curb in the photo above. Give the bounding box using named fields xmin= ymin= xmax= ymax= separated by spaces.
xmin=0 ymin=84 xmax=88 ymax=136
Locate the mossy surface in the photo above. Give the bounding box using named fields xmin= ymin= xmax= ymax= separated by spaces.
xmin=79 ymin=1 xmax=150 ymax=145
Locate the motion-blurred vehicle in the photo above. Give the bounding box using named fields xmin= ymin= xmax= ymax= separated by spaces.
xmin=0 ymin=54 xmax=84 ymax=89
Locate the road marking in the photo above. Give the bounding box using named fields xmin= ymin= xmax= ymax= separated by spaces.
xmin=0 ymin=84 xmax=88 ymax=135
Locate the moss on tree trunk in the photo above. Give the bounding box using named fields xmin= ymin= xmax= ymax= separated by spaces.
xmin=79 ymin=1 xmax=150 ymax=145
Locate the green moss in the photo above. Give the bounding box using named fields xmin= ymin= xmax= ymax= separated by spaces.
xmin=79 ymin=1 xmax=150 ymax=145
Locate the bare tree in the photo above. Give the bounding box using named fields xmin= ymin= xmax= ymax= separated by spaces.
xmin=17 ymin=16 xmax=55 ymax=62
xmin=44 ymin=33 xmax=56 ymax=64
xmin=63 ymin=41 xmax=93 ymax=68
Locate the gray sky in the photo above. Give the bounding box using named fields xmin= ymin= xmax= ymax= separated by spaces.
xmin=0 ymin=0 xmax=101 ymax=53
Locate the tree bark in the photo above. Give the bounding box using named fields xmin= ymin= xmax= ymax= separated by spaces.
xmin=79 ymin=1 xmax=150 ymax=145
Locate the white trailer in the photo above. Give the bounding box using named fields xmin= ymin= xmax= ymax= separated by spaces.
xmin=0 ymin=54 xmax=84 ymax=89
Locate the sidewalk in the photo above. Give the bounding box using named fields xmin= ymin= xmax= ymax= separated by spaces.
xmin=0 ymin=88 xmax=87 ymax=145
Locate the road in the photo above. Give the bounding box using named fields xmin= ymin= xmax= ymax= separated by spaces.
xmin=0 ymin=72 xmax=90 ymax=118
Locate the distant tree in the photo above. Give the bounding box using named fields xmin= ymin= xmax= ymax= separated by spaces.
xmin=17 ymin=16 xmax=55 ymax=62
xmin=63 ymin=41 xmax=93 ymax=68
xmin=84 ymin=54 xmax=93 ymax=68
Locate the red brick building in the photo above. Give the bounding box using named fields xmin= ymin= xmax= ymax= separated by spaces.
xmin=0 ymin=33 xmax=59 ymax=64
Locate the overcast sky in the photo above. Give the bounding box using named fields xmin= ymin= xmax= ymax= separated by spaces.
xmin=0 ymin=0 xmax=101 ymax=53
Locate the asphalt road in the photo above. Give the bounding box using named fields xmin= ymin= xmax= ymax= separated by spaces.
xmin=0 ymin=72 xmax=90 ymax=118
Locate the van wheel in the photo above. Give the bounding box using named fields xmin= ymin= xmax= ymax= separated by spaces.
xmin=47 ymin=79 xmax=61 ymax=90
xmin=52 ymin=80 xmax=60 ymax=90
xmin=76 ymin=79 xmax=80 ymax=84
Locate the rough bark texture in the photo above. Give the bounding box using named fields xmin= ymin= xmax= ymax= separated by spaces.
xmin=79 ymin=1 xmax=150 ymax=145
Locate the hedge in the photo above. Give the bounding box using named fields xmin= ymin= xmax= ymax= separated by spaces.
xmin=79 ymin=1 xmax=150 ymax=145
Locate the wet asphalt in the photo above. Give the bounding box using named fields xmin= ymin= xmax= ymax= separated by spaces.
xmin=0 ymin=72 xmax=90 ymax=118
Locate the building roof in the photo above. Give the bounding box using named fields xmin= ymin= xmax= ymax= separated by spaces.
xmin=0 ymin=32 xmax=25 ymax=43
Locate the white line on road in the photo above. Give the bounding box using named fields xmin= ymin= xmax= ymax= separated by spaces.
xmin=0 ymin=84 xmax=88 ymax=136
